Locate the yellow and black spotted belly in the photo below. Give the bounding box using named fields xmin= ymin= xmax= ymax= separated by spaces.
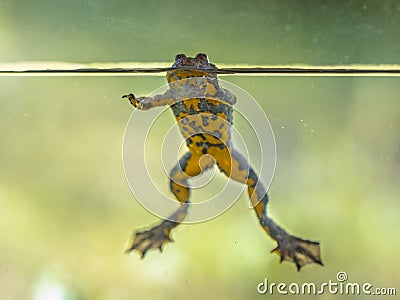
xmin=122 ymin=53 xmax=322 ymax=271
xmin=171 ymin=98 xmax=233 ymax=149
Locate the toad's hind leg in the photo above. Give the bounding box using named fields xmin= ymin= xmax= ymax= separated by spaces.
xmin=217 ymin=148 xmax=323 ymax=270
xmin=126 ymin=152 xmax=207 ymax=258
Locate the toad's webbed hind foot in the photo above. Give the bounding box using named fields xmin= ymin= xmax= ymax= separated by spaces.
xmin=271 ymin=232 xmax=323 ymax=271
xmin=264 ymin=218 xmax=322 ymax=270
xmin=125 ymin=221 xmax=175 ymax=258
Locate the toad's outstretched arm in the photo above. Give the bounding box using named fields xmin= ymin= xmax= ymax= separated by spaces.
xmin=122 ymin=90 xmax=175 ymax=110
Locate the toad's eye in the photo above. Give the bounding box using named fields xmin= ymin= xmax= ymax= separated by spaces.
xmin=195 ymin=53 xmax=208 ymax=62
xmin=175 ymin=53 xmax=186 ymax=61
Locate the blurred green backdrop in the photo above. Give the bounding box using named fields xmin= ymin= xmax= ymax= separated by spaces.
xmin=1 ymin=0 xmax=399 ymax=299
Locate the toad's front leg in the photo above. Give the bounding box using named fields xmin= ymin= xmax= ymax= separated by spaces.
xmin=122 ymin=91 xmax=175 ymax=110
xmin=122 ymin=93 xmax=144 ymax=108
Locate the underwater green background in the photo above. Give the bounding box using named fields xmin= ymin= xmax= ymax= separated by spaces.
xmin=1 ymin=0 xmax=399 ymax=299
